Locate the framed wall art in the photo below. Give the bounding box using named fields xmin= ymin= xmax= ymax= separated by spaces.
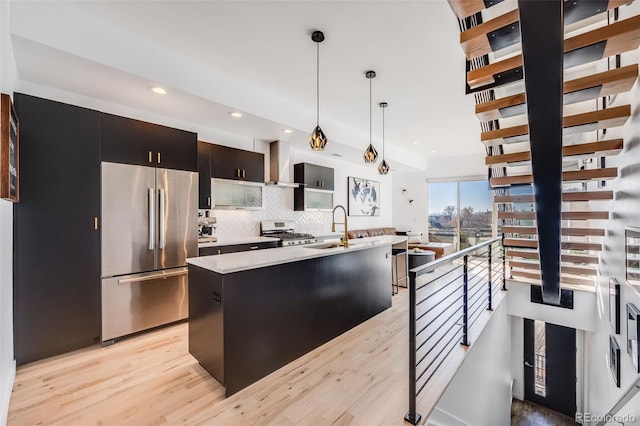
xmin=626 ymin=227 xmax=640 ymax=290
xmin=348 ymin=177 xmax=380 ymax=216
xmin=0 ymin=93 xmax=19 ymax=202
xmin=610 ymin=335 xmax=620 ymax=388
xmin=628 ymin=302 xmax=640 ymax=373
xmin=609 ymin=277 xmax=621 ymax=334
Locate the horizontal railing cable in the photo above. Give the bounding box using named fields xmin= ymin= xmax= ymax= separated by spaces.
xmin=406 ymin=237 xmax=505 ymax=424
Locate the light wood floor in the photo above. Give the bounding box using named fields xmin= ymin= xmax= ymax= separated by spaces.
xmin=8 ymin=277 xmax=505 ymax=426
xmin=8 ymin=291 xmax=412 ymax=426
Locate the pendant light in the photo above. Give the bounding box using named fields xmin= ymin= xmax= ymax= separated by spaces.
xmin=309 ymin=30 xmax=328 ymax=151
xmin=363 ymin=70 xmax=378 ymax=163
xmin=377 ymin=102 xmax=390 ymax=175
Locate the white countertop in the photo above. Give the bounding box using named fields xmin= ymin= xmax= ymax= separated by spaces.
xmin=188 ymin=235 xmax=407 ymax=274
xmin=198 ymin=236 xmax=280 ymax=248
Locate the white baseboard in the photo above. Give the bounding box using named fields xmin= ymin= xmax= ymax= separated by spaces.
xmin=0 ymin=360 xmax=16 ymax=426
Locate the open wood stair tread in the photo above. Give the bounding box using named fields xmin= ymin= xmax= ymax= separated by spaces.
xmin=504 ymin=238 xmax=603 ymax=251
xmin=499 ymin=211 xmax=609 ymax=220
xmin=506 ymin=250 xmax=600 ymax=264
xmin=447 ymin=0 xmax=505 ymax=20
xmin=467 ymin=14 xmax=640 ymax=89
xmin=481 ymin=105 xmax=630 ymax=146
xmin=509 ymin=269 xmax=595 ymax=286
xmin=490 ymin=167 xmax=617 ymax=187
xmin=460 ymin=0 xmax=629 ymax=59
xmin=502 ymin=226 xmax=605 ymax=236
xmin=509 ymin=260 xmax=597 ymax=276
xmin=495 ymin=191 xmax=613 ymax=203
xmin=486 ymin=139 xmax=623 ymax=167
xmin=476 ymin=65 xmax=638 ymax=121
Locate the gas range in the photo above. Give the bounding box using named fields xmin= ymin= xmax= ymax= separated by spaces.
xmin=260 ymin=220 xmax=316 ymax=246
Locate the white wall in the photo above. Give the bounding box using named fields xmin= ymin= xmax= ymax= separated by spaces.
xmin=429 ymin=301 xmax=512 ymax=426
xmin=391 ymin=171 xmax=427 ymax=235
xmin=0 ymin=1 xmax=18 ymax=424
xmin=582 ymin=2 xmax=640 ymax=419
xmin=506 ymin=281 xmax=598 ymax=332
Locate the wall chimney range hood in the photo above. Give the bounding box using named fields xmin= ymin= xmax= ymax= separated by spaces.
xmin=266 ymin=141 xmax=299 ymax=188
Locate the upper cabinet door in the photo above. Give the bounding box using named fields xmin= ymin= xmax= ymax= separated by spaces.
xmin=101 ymin=113 xmax=154 ymax=167
xmin=320 ymin=166 xmax=334 ymax=190
xmin=241 ymin=150 xmax=265 ymax=182
xmin=294 ymin=163 xmax=332 ymax=189
xmin=210 ymin=144 xmax=264 ymax=182
xmin=101 ymin=113 xmax=197 ymax=171
xmin=153 ymin=125 xmax=197 ymax=171
xmin=197 ymin=142 xmax=212 ymax=209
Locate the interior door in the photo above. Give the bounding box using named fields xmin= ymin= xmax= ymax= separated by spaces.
xmin=156 ymin=168 xmax=198 ymax=270
xmin=101 ymin=162 xmax=156 ymax=277
xmin=524 ymin=319 xmax=576 ymax=418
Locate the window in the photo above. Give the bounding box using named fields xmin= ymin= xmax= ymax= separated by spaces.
xmin=428 ymin=180 xmax=495 ymax=251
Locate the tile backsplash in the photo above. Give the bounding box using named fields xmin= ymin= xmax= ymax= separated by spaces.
xmin=208 ymin=186 xmax=333 ymax=240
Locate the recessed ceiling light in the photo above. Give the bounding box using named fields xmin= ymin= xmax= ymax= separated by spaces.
xmin=332 ymin=153 xmax=343 ymax=157
xmin=229 ymin=111 xmax=243 ymax=118
xmin=411 ymin=141 xmax=421 ymax=145
xmin=150 ymin=86 xmax=167 ymax=95
xmin=282 ymin=129 xmax=293 ymax=134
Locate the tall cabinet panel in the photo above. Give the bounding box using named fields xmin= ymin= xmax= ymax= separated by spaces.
xmin=197 ymin=141 xmax=212 ymax=209
xmin=13 ymin=93 xmax=101 ymax=365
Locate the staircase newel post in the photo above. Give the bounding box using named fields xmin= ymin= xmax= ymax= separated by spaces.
xmin=404 ymin=270 xmax=422 ymax=425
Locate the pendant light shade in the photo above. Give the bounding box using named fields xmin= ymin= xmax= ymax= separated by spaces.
xmin=363 ymin=71 xmax=378 ymax=164
xmin=309 ymin=31 xmax=328 ymax=151
xmin=378 ymin=101 xmax=389 ymax=175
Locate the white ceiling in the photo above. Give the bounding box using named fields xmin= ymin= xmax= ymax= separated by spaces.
xmin=7 ymin=0 xmax=484 ymax=171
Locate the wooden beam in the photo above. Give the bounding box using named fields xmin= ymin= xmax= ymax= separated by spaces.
xmin=502 ymin=226 xmax=605 ymax=236
xmin=508 ymin=260 xmax=596 ymax=276
xmin=460 ymin=9 xmax=520 ymax=59
xmin=510 ymin=269 xmax=595 ymax=286
xmin=476 ymin=65 xmax=638 ymax=121
xmin=448 ymin=0 xmax=494 ymax=20
xmin=499 ymin=211 xmax=609 ymax=220
xmin=504 ymin=238 xmax=603 ymax=251
xmin=506 ymin=250 xmax=600 ymax=264
xmin=486 ymin=139 xmax=623 ymax=167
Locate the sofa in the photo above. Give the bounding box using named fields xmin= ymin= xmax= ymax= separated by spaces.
xmin=347 ymin=227 xmax=452 ymax=259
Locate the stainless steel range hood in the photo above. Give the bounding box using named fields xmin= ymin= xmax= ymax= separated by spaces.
xmin=266 ymin=141 xmax=299 ymax=188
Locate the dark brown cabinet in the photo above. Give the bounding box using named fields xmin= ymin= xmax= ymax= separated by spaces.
xmin=210 ymin=144 xmax=264 ymax=182
xmin=197 ymin=141 xmax=212 ymax=209
xmin=101 ymin=113 xmax=197 ymax=171
xmin=294 ymin=163 xmax=334 ymax=190
xmin=13 ymin=93 xmax=101 ymax=365
xmin=199 ymin=241 xmax=279 ymax=256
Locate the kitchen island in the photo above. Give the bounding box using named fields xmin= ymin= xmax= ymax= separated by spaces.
xmin=187 ymin=235 xmax=404 ymax=396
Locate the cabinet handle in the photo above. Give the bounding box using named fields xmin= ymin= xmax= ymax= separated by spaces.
xmin=208 ymin=196 xmax=211 ymax=207
xmin=94 ymin=217 xmax=99 ymax=230
xmin=157 ymin=152 xmax=161 ymax=164
xmin=317 ymin=180 xmax=321 ymax=188
xmin=236 ymin=169 xmax=241 ymax=178
xmin=321 ymin=180 xmax=324 ymax=188
xmin=243 ymin=169 xmax=246 ymax=178
xmin=148 ymin=151 xmax=153 ymax=163
xmin=249 ymin=245 xmax=259 ymax=250
xmin=217 ymin=249 xmax=221 ymax=255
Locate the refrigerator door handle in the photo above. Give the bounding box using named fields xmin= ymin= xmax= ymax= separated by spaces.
xmin=159 ymin=188 xmax=166 ymax=249
xmin=148 ymin=188 xmax=155 ymax=250
xmin=117 ymin=268 xmax=188 ymax=284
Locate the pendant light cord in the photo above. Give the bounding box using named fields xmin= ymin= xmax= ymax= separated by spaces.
xmin=382 ymin=106 xmax=385 ymax=157
xmin=369 ymin=77 xmax=372 ymax=146
xmin=316 ymin=42 xmax=320 ymax=126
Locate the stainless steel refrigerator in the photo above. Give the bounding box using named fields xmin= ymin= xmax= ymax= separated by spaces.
xmin=100 ymin=162 xmax=197 ymax=342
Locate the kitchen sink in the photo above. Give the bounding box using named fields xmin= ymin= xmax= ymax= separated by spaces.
xmin=304 ymin=240 xmax=379 ymax=249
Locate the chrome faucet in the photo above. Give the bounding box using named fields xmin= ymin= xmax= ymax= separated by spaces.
xmin=331 ymin=205 xmax=349 ymax=248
